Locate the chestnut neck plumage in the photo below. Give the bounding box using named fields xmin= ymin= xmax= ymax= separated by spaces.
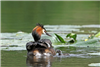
xmin=32 ymin=26 xmax=43 ymax=42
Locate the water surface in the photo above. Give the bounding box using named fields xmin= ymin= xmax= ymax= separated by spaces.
xmin=1 ymin=47 xmax=100 ymax=67
xmin=1 ymin=25 xmax=100 ymax=67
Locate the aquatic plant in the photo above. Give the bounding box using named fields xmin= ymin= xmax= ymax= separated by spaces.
xmin=54 ymin=32 xmax=100 ymax=47
xmin=55 ymin=33 xmax=77 ymax=43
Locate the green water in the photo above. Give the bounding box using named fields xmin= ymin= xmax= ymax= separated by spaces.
xmin=1 ymin=47 xmax=100 ymax=67
xmin=1 ymin=1 xmax=100 ymax=32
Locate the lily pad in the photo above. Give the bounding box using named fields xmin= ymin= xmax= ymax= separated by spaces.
xmin=88 ymin=52 xmax=100 ymax=55
xmin=73 ymin=38 xmax=100 ymax=47
xmin=88 ymin=63 xmax=100 ymax=66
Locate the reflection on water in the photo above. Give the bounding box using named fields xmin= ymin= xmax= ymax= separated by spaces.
xmin=1 ymin=49 xmax=100 ymax=67
xmin=26 ymin=52 xmax=100 ymax=67
xmin=26 ymin=55 xmax=54 ymax=67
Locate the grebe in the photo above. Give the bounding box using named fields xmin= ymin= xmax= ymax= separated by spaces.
xmin=26 ymin=23 xmax=56 ymax=56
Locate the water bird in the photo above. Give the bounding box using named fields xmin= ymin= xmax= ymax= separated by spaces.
xmin=56 ymin=49 xmax=70 ymax=57
xmin=26 ymin=23 xmax=56 ymax=56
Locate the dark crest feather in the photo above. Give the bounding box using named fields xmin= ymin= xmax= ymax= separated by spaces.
xmin=36 ymin=23 xmax=44 ymax=29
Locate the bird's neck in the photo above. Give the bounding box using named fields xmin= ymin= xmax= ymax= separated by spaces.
xmin=32 ymin=31 xmax=41 ymax=42
xmin=32 ymin=27 xmax=43 ymax=42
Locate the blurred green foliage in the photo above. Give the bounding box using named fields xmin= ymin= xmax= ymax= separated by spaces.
xmin=1 ymin=1 xmax=100 ymax=32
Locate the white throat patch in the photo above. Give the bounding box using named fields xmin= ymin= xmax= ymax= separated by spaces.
xmin=42 ymin=29 xmax=46 ymax=34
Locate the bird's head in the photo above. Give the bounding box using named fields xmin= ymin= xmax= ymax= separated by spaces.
xmin=32 ymin=23 xmax=51 ymax=42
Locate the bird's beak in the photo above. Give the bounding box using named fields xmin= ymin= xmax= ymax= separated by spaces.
xmin=45 ymin=32 xmax=52 ymax=37
xmin=42 ymin=29 xmax=52 ymax=37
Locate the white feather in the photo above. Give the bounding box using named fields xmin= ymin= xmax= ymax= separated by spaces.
xmin=46 ymin=42 xmax=50 ymax=48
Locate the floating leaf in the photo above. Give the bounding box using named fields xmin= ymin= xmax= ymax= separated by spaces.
xmin=55 ymin=33 xmax=66 ymax=43
xmin=88 ymin=52 xmax=100 ymax=55
xmin=73 ymin=38 xmax=100 ymax=47
xmin=88 ymin=63 xmax=100 ymax=66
